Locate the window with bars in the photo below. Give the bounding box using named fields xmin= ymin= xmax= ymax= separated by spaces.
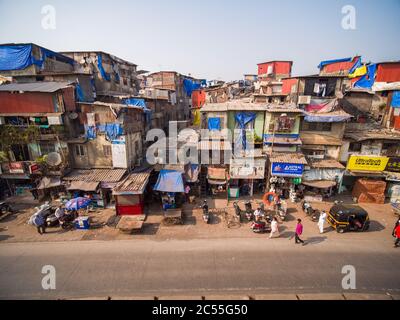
xmin=301 ymin=122 xmax=332 ymax=132
xmin=75 ymin=145 xmax=86 ymax=157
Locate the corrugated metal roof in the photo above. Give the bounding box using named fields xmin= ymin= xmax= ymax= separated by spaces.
xmin=0 ymin=82 xmax=73 ymax=93
xmin=265 ymin=137 xmax=302 ymax=145
xmin=63 ymin=169 xmax=127 ymax=182
xmin=300 ymin=133 xmax=343 ymax=146
xmin=309 ymin=159 xmax=345 ymax=169
xmin=269 ymin=152 xmax=308 ymax=165
xmin=113 ymin=171 xmax=151 ymax=195
xmin=344 ymin=130 xmax=400 ymax=142
xmin=201 ymin=101 xmax=269 ymax=112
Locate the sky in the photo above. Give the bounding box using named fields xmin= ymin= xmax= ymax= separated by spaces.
xmin=0 ymin=0 xmax=399 ymax=81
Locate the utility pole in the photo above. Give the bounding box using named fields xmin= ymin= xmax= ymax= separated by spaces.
xmin=266 ymin=117 xmax=276 ymax=192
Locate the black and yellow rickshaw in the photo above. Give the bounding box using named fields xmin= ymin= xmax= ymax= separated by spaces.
xmin=327 ymin=204 xmax=370 ymax=233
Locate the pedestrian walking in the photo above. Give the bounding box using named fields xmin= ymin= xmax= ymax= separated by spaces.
xmin=184 ymin=185 xmax=191 ymax=203
xmin=318 ymin=210 xmax=327 ymax=234
xmin=295 ymin=219 xmax=305 ymax=245
xmin=32 ymin=214 xmax=46 ymax=235
xmin=394 ymin=223 xmax=400 ymax=248
xmin=269 ymin=217 xmax=280 ymax=239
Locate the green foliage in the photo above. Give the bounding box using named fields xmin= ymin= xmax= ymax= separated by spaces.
xmin=0 ymin=125 xmax=40 ymax=159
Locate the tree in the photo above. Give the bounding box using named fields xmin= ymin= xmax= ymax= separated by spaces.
xmin=0 ymin=125 xmax=40 ymax=161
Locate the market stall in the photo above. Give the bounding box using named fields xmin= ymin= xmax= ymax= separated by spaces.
xmin=343 ymin=155 xmax=389 ymax=204
xmin=268 ymin=153 xmax=308 ymax=200
xmin=207 ymin=167 xmax=228 ymax=198
xmin=112 ymin=170 xmax=151 ymax=216
xmin=154 ymin=169 xmax=185 ymax=212
xmin=229 ymin=158 xmax=266 ymax=197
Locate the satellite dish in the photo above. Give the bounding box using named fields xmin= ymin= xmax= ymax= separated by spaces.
xmin=69 ymin=112 xmax=78 ymax=120
xmin=46 ymin=152 xmax=62 ymax=167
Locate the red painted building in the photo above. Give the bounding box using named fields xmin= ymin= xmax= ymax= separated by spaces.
xmin=320 ymin=57 xmax=360 ymax=75
xmin=257 ymin=61 xmax=293 ymax=80
xmin=0 ymin=82 xmax=76 ymax=114
xmin=113 ymin=171 xmax=151 ymax=216
xmin=281 ymin=78 xmax=298 ymax=95
xmin=375 ymin=62 xmax=400 ymax=83
xmin=192 ymin=89 xmax=206 ymax=109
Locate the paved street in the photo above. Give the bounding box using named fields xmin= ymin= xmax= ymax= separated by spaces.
xmin=0 ymin=237 xmax=399 ymax=299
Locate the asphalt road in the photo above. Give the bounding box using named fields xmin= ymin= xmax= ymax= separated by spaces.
xmin=0 ymin=237 xmax=399 ymax=299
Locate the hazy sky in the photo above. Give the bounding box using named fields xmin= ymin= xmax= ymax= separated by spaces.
xmin=0 ymin=0 xmax=399 ymax=81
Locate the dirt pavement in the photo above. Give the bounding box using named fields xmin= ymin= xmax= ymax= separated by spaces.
xmin=0 ymin=194 xmax=398 ymax=244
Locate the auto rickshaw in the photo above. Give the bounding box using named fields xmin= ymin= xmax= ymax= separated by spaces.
xmin=327 ymin=204 xmax=370 ymax=233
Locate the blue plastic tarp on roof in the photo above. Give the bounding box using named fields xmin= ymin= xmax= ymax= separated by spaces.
xmin=183 ymin=78 xmax=201 ymax=96
xmin=354 ymin=64 xmax=377 ymax=89
xmin=0 ymin=44 xmax=74 ymax=71
xmin=318 ymin=57 xmax=353 ymax=70
xmin=123 ymin=98 xmax=147 ymax=108
xmin=348 ymin=58 xmax=362 ymax=74
xmin=208 ymin=117 xmax=221 ymax=131
xmin=97 ymin=54 xmax=111 ymax=81
xmin=123 ymin=98 xmax=152 ymax=126
xmin=0 ymin=45 xmax=35 ymax=71
xmin=154 ymin=170 xmax=185 ymax=193
xmin=392 ymin=91 xmax=400 ymax=108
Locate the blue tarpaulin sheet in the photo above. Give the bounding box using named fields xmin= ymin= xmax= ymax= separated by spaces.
xmin=392 ymin=91 xmax=400 ymax=108
xmin=354 ymin=64 xmax=377 ymax=89
xmin=154 ymin=170 xmax=185 ymax=193
xmin=97 ymin=54 xmax=111 ymax=81
xmin=85 ymin=125 xmax=97 ymax=140
xmin=318 ymin=57 xmax=353 ymax=70
xmin=75 ymin=83 xmax=85 ymax=102
xmin=235 ymin=112 xmax=256 ymax=149
xmin=123 ymin=98 xmax=152 ymax=126
xmin=123 ymin=98 xmax=147 ymax=108
xmin=348 ymin=58 xmax=362 ymax=74
xmin=104 ymin=123 xmax=123 ymax=141
xmin=208 ymin=117 xmax=221 ymax=131
xmin=183 ymin=78 xmax=201 ymax=96
xmin=304 ymin=114 xmax=352 ymax=122
xmin=0 ymin=44 xmax=74 ymax=71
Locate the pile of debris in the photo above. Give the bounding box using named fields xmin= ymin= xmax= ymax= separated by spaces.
xmin=352 ymin=179 xmax=387 ymax=204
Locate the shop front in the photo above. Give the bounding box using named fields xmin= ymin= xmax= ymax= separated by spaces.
xmin=113 ymin=170 xmax=151 ymax=216
xmin=62 ymin=169 xmax=127 ymax=208
xmin=384 ymin=157 xmax=400 ymax=203
xmin=268 ymin=153 xmax=307 ymax=200
xmin=154 ymin=169 xmax=185 ymax=210
xmin=343 ymin=155 xmax=389 ymax=204
xmin=206 ymin=167 xmax=228 ymax=198
xmin=301 ymin=159 xmax=345 ymax=200
xmin=228 ymin=158 xmax=266 ymax=198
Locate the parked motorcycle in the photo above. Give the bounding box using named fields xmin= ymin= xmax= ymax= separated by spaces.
xmin=233 ymin=202 xmax=243 ymax=222
xmin=0 ymin=201 xmax=14 ymax=217
xmin=244 ymin=201 xmax=253 ymax=221
xmin=201 ymin=200 xmax=210 ymax=224
xmin=250 ymin=219 xmax=268 ymax=234
xmin=275 ymin=199 xmax=288 ymax=221
xmin=301 ymin=200 xmax=319 ymax=222
xmin=59 ymin=213 xmax=76 ymax=230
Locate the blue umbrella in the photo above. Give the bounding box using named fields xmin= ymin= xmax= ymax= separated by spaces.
xmin=65 ymin=197 xmax=91 ymax=211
